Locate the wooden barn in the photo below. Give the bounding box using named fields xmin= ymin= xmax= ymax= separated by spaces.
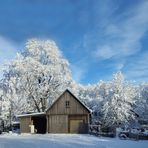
xmin=18 ymin=89 xmax=91 ymax=134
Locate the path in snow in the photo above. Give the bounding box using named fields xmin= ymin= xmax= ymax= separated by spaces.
xmin=0 ymin=134 xmax=148 ymax=148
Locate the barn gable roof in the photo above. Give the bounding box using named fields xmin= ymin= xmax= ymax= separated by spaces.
xmin=46 ymin=89 xmax=91 ymax=113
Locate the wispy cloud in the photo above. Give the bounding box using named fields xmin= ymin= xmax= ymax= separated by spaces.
xmin=95 ymin=1 xmax=148 ymax=60
xmin=124 ymin=51 xmax=148 ymax=82
xmin=0 ymin=36 xmax=19 ymax=78
xmin=78 ymin=0 xmax=148 ymax=82
xmin=71 ymin=62 xmax=88 ymax=83
xmin=71 ymin=65 xmax=84 ymax=83
xmin=0 ymin=0 xmax=147 ymax=83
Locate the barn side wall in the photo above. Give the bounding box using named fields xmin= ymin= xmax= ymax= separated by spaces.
xmin=20 ymin=116 xmax=31 ymax=133
xmin=48 ymin=115 xmax=68 ymax=133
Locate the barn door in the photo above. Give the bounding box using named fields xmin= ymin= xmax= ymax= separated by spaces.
xmin=70 ymin=119 xmax=83 ymax=133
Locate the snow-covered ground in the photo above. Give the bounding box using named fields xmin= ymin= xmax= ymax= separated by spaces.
xmin=0 ymin=134 xmax=148 ymax=148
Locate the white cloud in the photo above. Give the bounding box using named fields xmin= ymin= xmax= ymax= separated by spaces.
xmin=95 ymin=45 xmax=115 ymax=59
xmin=0 ymin=36 xmax=19 ymax=78
xmin=95 ymin=1 xmax=148 ymax=59
xmin=71 ymin=64 xmax=87 ymax=83
xmin=124 ymin=51 xmax=148 ymax=82
xmin=116 ymin=63 xmax=124 ymax=71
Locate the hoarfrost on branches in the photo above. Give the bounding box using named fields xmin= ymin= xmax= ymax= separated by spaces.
xmin=0 ymin=39 xmax=72 ymax=123
xmin=0 ymin=39 xmax=147 ymax=129
xmin=102 ymin=72 xmax=138 ymax=127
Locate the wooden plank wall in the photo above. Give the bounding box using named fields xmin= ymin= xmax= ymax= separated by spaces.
xmin=20 ymin=116 xmax=31 ymax=133
xmin=69 ymin=115 xmax=88 ymax=122
xmin=48 ymin=115 xmax=68 ymax=133
xmin=68 ymin=115 xmax=88 ymax=133
xmin=46 ymin=91 xmax=90 ymax=133
xmin=47 ymin=91 xmax=89 ymax=115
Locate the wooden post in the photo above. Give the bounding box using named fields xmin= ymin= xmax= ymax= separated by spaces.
xmin=46 ymin=115 xmax=48 ymax=133
xmin=88 ymin=114 xmax=91 ymax=133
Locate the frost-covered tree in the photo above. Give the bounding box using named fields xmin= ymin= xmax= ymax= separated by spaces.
xmin=135 ymin=83 xmax=148 ymax=118
xmin=71 ymin=81 xmax=110 ymax=123
xmin=102 ymin=72 xmax=137 ymax=127
xmin=0 ymin=38 xmax=147 ymax=129
xmin=0 ymin=82 xmax=15 ymax=128
xmin=75 ymin=83 xmax=100 ymax=110
xmin=1 ymin=39 xmax=72 ymax=116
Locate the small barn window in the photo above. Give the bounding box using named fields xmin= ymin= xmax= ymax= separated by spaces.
xmin=65 ymin=101 xmax=70 ymax=108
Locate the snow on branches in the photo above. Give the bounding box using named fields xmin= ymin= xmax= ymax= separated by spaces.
xmin=102 ymin=72 xmax=138 ymax=127
xmin=0 ymin=39 xmax=147 ymax=128
xmin=1 ymin=39 xmax=72 ymax=117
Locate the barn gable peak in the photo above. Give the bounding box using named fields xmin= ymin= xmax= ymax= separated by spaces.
xmin=46 ymin=89 xmax=91 ymax=113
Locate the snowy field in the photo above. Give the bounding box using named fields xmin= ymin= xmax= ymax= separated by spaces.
xmin=0 ymin=134 xmax=148 ymax=148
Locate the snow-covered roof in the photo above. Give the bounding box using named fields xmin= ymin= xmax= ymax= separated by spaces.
xmin=17 ymin=112 xmax=45 ymax=118
xmin=12 ymin=121 xmax=20 ymax=124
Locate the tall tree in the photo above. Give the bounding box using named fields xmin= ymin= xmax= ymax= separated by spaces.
xmin=1 ymin=39 xmax=72 ymax=115
xmin=102 ymin=72 xmax=137 ymax=127
xmin=135 ymin=83 xmax=148 ymax=118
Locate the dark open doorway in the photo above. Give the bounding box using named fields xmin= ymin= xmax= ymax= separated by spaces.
xmin=32 ymin=116 xmax=46 ymax=134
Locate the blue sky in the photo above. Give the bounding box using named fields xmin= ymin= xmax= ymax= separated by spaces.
xmin=0 ymin=0 xmax=148 ymax=84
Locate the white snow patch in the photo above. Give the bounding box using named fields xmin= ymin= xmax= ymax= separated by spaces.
xmin=0 ymin=134 xmax=147 ymax=148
